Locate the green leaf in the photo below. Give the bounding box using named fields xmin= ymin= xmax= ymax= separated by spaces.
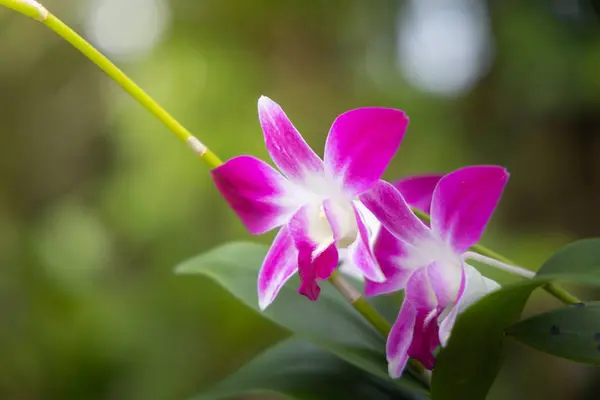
xmin=176 ymin=242 xmax=382 ymax=348
xmin=506 ymin=301 xmax=600 ymax=365
xmin=431 ymin=279 xmax=546 ymax=400
xmin=193 ymin=338 xmax=425 ymax=400
xmin=176 ymin=242 xmax=422 ymax=392
xmin=537 ymin=238 xmax=600 ymax=284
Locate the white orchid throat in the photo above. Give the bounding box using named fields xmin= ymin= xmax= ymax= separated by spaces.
xmin=283 ymin=171 xmax=366 ymax=258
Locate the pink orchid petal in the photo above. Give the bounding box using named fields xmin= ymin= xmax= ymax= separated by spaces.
xmin=364 ymin=270 xmax=412 ymax=297
xmin=288 ymin=205 xmax=334 ymax=258
xmin=359 ymin=180 xmax=431 ymax=246
xmin=365 ymin=229 xmax=413 ymax=296
xmin=408 ymin=308 xmax=441 ymax=370
xmin=438 ymin=263 xmax=468 ymax=347
xmin=393 ymin=174 xmax=443 ymax=214
xmin=403 ymin=267 xmax=444 ymax=369
xmin=388 ymin=267 xmax=441 ymax=376
xmin=288 ymin=206 xmax=338 ymax=301
xmin=405 ymin=267 xmax=438 ymax=312
xmin=315 ymin=199 xmax=343 ymax=282
xmin=314 ymin=244 xmax=339 ymax=280
xmin=298 ymin=243 xmax=338 ymax=299
xmin=387 ymin=301 xmax=417 ymax=378
xmin=346 ymin=205 xmax=385 ymax=283
xmin=430 ymin=166 xmax=509 ymax=252
xmin=257 ymin=226 xmax=299 ymax=310
xmin=211 ymin=155 xmax=298 ymax=234
xmin=324 ymin=108 xmax=408 ymax=195
xmin=258 ymin=96 xmax=324 ymax=181
xmin=427 ymin=261 xmax=464 ymax=308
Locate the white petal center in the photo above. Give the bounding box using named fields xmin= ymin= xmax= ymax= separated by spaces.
xmin=400 ymin=235 xmax=463 ymax=301
xmin=291 ymin=172 xmax=361 ymax=253
xmin=305 ymin=199 xmax=359 ymax=253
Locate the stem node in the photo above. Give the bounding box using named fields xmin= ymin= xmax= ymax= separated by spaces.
xmin=187 ymin=136 xmax=208 ymax=156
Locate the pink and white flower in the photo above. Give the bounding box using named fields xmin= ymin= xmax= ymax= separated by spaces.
xmin=360 ymin=166 xmax=509 ymax=377
xmin=211 ymin=96 xmax=409 ymax=310
xmin=339 ymin=174 xmax=442 ymax=280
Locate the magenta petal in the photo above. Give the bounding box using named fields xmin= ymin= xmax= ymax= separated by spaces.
xmin=438 ymin=263 xmax=468 ymax=347
xmin=258 ymin=96 xmax=324 ymax=181
xmin=211 ymin=155 xmax=297 ymax=234
xmin=405 ymin=267 xmax=438 ymax=311
xmin=324 ymin=108 xmax=408 ymax=195
xmin=346 ymin=205 xmax=385 ymax=283
xmin=407 ymin=308 xmax=441 ymax=370
xmin=296 ymin=248 xmax=319 ymax=300
xmin=364 ymin=269 xmax=410 ymax=297
xmin=257 ymin=226 xmax=299 ymax=310
xmin=393 ymin=174 xmax=443 ymax=214
xmin=359 ymin=180 xmax=430 ymax=246
xmin=403 ymin=267 xmax=442 ymax=369
xmin=288 ymin=206 xmax=338 ymax=301
xmin=298 ymin=243 xmax=338 ymax=300
xmin=387 ymin=301 xmax=417 ymax=378
xmin=365 ymin=229 xmax=413 ymax=296
xmin=430 ymin=166 xmax=509 ymax=252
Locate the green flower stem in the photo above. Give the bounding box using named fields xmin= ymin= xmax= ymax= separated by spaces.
xmin=0 ymin=0 xmax=223 ymax=169
xmin=328 ymin=270 xmax=391 ymax=335
xmin=328 ymin=270 xmax=429 ymax=385
xmin=411 ymin=208 xmax=581 ymax=305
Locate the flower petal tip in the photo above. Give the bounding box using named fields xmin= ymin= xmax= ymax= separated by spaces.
xmin=388 ymin=362 xmax=404 ymax=379
xmin=489 ymin=165 xmax=510 ymax=179
xmin=298 ymin=281 xmax=321 ymax=301
xmin=257 ymin=95 xmax=276 ymax=110
xmin=477 ymin=165 xmax=510 ymax=179
xmin=438 ymin=332 xmax=450 ymax=348
xmin=370 ymin=269 xmax=387 ymax=283
xmin=258 ymin=297 xmax=271 ymax=312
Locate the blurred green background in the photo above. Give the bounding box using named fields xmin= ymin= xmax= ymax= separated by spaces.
xmin=1 ymin=0 xmax=600 ymax=398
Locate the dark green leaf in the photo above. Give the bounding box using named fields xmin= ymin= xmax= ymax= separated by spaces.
xmin=176 ymin=242 xmax=422 ymax=392
xmin=537 ymin=238 xmax=600 ymax=284
xmin=193 ymin=339 xmax=425 ymax=400
xmin=431 ymin=279 xmax=546 ymax=400
xmin=506 ymin=301 xmax=600 ymax=365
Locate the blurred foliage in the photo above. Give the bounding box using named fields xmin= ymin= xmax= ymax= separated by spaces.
xmin=0 ymin=0 xmax=599 ymax=399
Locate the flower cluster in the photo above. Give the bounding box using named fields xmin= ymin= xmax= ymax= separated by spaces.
xmin=211 ymin=97 xmax=513 ymax=377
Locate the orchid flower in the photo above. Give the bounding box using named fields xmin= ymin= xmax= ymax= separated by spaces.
xmin=211 ymin=96 xmax=408 ymax=310
xmin=339 ymin=174 xmax=442 ymax=281
xmin=360 ymin=165 xmax=515 ymax=377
